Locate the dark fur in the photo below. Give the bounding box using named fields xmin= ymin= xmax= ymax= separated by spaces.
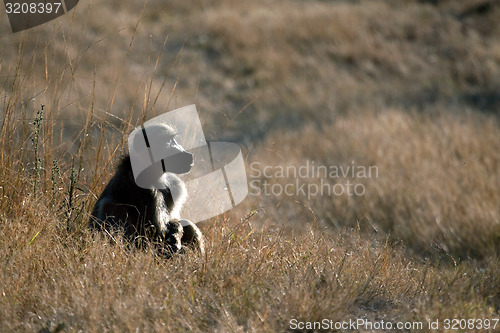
xmin=90 ymin=155 xmax=204 ymax=257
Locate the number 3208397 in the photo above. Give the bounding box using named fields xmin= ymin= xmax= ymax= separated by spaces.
xmin=5 ymin=2 xmax=62 ymax=14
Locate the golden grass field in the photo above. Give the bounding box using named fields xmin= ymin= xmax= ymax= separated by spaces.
xmin=1 ymin=0 xmax=500 ymax=331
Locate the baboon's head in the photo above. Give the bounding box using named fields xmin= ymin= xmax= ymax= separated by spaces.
xmin=154 ymin=126 xmax=193 ymax=175
xmin=130 ymin=123 xmax=193 ymax=188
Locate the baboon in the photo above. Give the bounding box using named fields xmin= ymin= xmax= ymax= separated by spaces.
xmin=90 ymin=124 xmax=204 ymax=258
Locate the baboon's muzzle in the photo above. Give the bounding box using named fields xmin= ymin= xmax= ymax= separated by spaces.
xmin=162 ymin=150 xmax=193 ymax=174
xmin=161 ymin=138 xmax=193 ymax=174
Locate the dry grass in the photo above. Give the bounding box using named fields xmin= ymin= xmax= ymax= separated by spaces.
xmin=1 ymin=0 xmax=500 ymax=331
xmin=248 ymin=109 xmax=500 ymax=260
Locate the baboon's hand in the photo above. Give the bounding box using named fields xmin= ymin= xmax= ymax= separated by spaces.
xmin=180 ymin=219 xmax=205 ymax=255
xmin=161 ymin=220 xmax=183 ymax=257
